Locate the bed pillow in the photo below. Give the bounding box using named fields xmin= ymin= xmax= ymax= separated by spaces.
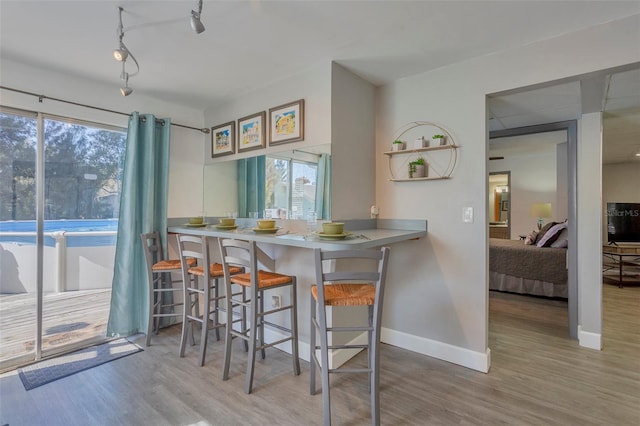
xmin=534 ymin=221 xmax=559 ymax=244
xmin=550 ymin=227 xmax=569 ymax=248
xmin=537 ymin=222 xmax=567 ymax=247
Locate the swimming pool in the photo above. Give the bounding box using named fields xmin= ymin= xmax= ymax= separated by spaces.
xmin=0 ymin=219 xmax=118 ymax=247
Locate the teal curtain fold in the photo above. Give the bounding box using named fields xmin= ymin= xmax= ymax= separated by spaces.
xmin=315 ymin=153 xmax=331 ymax=220
xmin=107 ymin=112 xmax=171 ymax=337
xmin=237 ymin=155 xmax=266 ymax=218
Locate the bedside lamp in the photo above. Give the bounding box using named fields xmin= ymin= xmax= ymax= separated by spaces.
xmin=530 ymin=203 xmax=552 ymax=230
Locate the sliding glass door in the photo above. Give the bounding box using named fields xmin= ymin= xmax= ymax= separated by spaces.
xmin=0 ymin=108 xmax=126 ymax=370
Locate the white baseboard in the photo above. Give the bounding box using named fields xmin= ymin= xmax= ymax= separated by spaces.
xmin=253 ymin=325 xmax=491 ymax=373
xmin=381 ymin=327 xmax=490 ymax=373
xmin=578 ymin=326 xmax=602 ymax=350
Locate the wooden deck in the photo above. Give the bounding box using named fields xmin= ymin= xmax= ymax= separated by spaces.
xmin=0 ymin=289 xmax=111 ymax=371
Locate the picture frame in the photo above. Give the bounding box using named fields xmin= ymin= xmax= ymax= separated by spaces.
xmin=268 ymin=99 xmax=304 ymax=146
xmin=501 ymin=200 xmax=509 ymax=211
xmin=211 ymin=121 xmax=235 ymax=157
xmin=237 ymin=111 xmax=266 ymax=152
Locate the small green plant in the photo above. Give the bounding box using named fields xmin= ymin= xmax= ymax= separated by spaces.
xmin=433 ymin=134 xmax=444 ymax=139
xmin=393 ymin=140 xmax=404 ymax=144
xmin=408 ymin=157 xmax=426 ymax=178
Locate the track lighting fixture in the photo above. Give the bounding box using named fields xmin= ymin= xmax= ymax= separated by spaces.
xmin=190 ymin=0 xmax=206 ymax=34
xmin=113 ymin=7 xmax=139 ymax=96
xmin=112 ymin=3 xmax=204 ymax=95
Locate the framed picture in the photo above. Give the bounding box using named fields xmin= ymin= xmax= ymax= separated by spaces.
xmin=237 ymin=111 xmax=266 ymax=152
xmin=211 ymin=121 xmax=235 ymax=157
xmin=501 ymin=200 xmax=509 ymax=211
xmin=268 ymin=99 xmax=304 ymax=146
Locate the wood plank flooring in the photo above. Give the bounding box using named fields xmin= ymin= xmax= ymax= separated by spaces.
xmin=0 ymin=284 xmax=638 ymax=426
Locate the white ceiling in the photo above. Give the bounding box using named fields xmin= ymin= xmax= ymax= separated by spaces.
xmin=488 ymin=68 xmax=640 ymax=164
xmin=1 ymin=1 xmax=639 ymax=163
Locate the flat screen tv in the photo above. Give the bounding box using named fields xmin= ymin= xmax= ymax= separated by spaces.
xmin=607 ymin=202 xmax=640 ymax=244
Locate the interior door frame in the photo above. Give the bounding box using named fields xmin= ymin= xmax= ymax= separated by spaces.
xmin=490 ymin=120 xmax=578 ymax=339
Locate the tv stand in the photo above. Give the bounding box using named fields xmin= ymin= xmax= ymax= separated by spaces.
xmin=607 ymin=241 xmax=618 ymax=246
xmin=602 ymin=244 xmax=640 ymax=288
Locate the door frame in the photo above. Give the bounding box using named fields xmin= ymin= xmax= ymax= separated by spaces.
xmin=490 ymin=120 xmax=578 ymax=338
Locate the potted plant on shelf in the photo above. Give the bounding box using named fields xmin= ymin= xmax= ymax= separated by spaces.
xmin=408 ymin=156 xmax=426 ymax=178
xmin=433 ymin=134 xmax=447 ymax=146
xmin=392 ymin=140 xmax=406 ymax=151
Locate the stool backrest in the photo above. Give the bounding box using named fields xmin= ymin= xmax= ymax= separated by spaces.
xmin=176 ymin=234 xmax=210 ymax=281
xmin=313 ymin=247 xmax=390 ymax=323
xmin=218 ymin=238 xmax=258 ymax=286
xmin=140 ymin=231 xmax=164 ymax=277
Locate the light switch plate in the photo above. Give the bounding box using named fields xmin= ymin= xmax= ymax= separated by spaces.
xmin=463 ymin=207 xmax=474 ymax=223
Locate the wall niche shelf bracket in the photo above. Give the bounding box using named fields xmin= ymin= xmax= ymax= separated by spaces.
xmin=385 ymin=121 xmax=458 ymax=181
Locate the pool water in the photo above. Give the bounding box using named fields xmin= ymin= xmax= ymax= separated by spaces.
xmin=0 ymin=219 xmax=118 ymax=247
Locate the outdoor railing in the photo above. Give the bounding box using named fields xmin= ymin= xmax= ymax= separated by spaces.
xmin=0 ymin=231 xmax=117 ymax=294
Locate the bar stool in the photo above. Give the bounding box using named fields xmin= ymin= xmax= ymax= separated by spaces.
xmin=140 ymin=231 xmax=194 ymax=346
xmin=310 ymin=247 xmax=390 ymax=426
xmin=176 ymin=234 xmax=242 ymax=366
xmin=218 ymin=238 xmax=300 ymax=394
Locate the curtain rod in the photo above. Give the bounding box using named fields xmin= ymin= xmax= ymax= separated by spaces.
xmin=0 ymin=86 xmax=210 ymax=134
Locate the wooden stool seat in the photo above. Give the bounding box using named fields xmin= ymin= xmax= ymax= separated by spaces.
xmin=231 ymin=270 xmax=294 ymax=288
xmin=152 ymin=258 xmax=195 ymax=271
xmin=311 ymin=283 xmax=375 ymax=306
xmin=188 ymin=263 xmax=242 ymax=277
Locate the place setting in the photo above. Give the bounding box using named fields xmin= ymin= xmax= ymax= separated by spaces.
xmin=185 ymin=216 xmax=208 ymax=227
xmin=252 ymin=219 xmax=280 ymax=234
xmin=215 ymin=217 xmax=238 ymax=230
xmin=314 ymin=222 xmax=353 ymax=240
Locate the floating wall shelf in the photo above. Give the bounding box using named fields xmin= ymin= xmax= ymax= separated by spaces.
xmin=385 ymin=121 xmax=458 ymax=181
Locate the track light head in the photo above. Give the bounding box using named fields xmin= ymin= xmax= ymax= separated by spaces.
xmin=120 ymin=86 xmax=133 ymax=97
xmin=190 ymin=12 xmax=205 ymax=34
xmin=190 ymin=0 xmax=205 ymax=34
xmin=120 ymin=71 xmax=133 ymax=97
xmin=113 ymin=43 xmax=128 ymax=62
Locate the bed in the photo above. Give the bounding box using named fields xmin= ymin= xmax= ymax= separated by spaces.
xmin=489 ymin=237 xmax=568 ymax=298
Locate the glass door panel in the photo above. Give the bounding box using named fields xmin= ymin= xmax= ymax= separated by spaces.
xmin=0 ymin=109 xmax=38 ymax=370
xmin=40 ymin=117 xmax=125 ymax=357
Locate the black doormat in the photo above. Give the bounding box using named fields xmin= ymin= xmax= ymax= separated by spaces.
xmin=18 ymin=338 xmax=142 ymax=390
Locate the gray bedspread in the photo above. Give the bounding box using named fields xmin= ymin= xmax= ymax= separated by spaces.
xmin=489 ymin=238 xmax=567 ymax=284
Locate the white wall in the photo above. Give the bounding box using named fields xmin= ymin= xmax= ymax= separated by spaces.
xmin=376 ymin=15 xmax=640 ymax=371
xmin=602 ymin=162 xmax=640 ymax=242
xmin=204 ymin=63 xmax=332 ymax=163
xmin=489 ymin=148 xmax=558 ymax=238
xmin=0 ymin=58 xmax=207 ymax=219
xmin=330 ymin=63 xmax=376 ymax=220
xmin=577 ymin=112 xmax=603 ymax=349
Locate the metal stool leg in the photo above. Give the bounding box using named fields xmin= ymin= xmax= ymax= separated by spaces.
xmin=291 ymin=279 xmax=300 ymax=375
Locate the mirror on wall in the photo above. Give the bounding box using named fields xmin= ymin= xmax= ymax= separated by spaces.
xmin=489 ymin=171 xmax=511 ymax=238
xmin=203 ymin=144 xmax=331 ymax=220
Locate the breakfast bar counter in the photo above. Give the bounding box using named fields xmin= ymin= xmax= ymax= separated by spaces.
xmin=168 ymin=218 xmax=426 ymax=250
